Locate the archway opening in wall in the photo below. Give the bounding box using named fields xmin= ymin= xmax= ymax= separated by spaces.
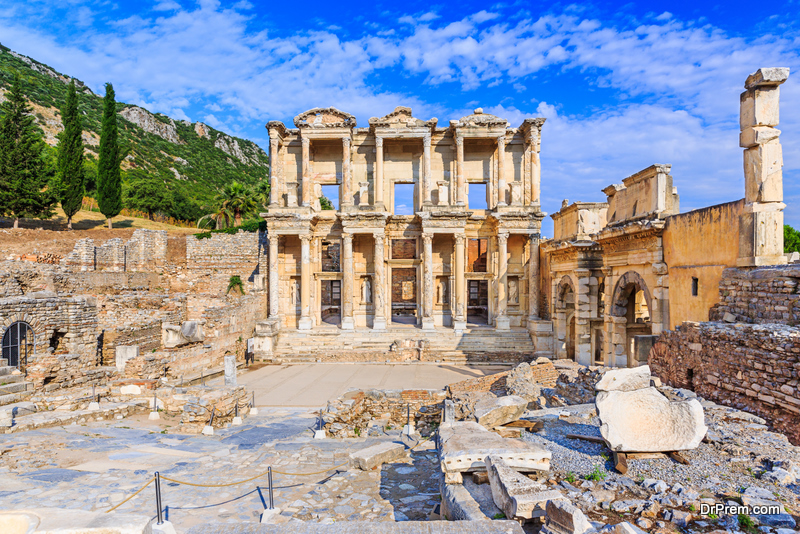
xmin=555 ymin=277 xmax=577 ymax=361
xmin=2 ymin=321 xmax=34 ymax=369
xmin=467 ymin=280 xmax=489 ymax=325
xmin=612 ymin=271 xmax=653 ymax=367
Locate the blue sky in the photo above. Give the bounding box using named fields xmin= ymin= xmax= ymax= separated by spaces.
xmin=2 ymin=0 xmax=799 ymax=235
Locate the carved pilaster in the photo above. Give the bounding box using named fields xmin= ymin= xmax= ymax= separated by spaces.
xmin=299 ymin=234 xmax=312 ymax=330
xmin=422 ymin=134 xmax=432 ymax=206
xmin=301 ymin=137 xmax=311 ymax=207
xmin=341 ymin=234 xmax=354 ymax=329
xmin=496 ymin=232 xmax=510 ymax=330
xmin=422 ymin=233 xmax=434 ymax=330
xmin=373 ymin=232 xmax=387 ymax=330
xmin=341 ymin=137 xmax=352 ymax=207
xmin=527 ymin=234 xmax=540 ymax=321
xmin=375 ymin=136 xmax=384 ymax=208
xmin=456 ymin=135 xmax=465 ymax=206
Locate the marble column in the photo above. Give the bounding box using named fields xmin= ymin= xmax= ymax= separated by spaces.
xmin=531 ymin=150 xmax=541 ymax=205
xmin=373 ymin=233 xmax=387 ymax=331
xmin=299 ymin=235 xmax=313 ymax=330
xmin=422 ymin=233 xmax=435 ymax=330
xmin=454 ymin=234 xmax=466 ymax=331
xmin=341 ymin=234 xmax=354 ymax=329
xmin=341 ymin=137 xmax=352 ymax=207
xmin=268 ymin=234 xmax=280 ymax=319
xmin=422 ymin=134 xmax=432 ymax=206
xmin=456 ymin=135 xmax=465 ymax=206
xmin=527 ymin=234 xmax=540 ymax=321
xmin=497 ymin=135 xmax=507 ymax=207
xmin=301 ymin=137 xmax=311 ymax=207
xmin=269 ymin=137 xmax=280 ymax=207
xmin=375 ymin=137 xmax=384 ymax=209
xmin=496 ymin=232 xmax=510 ymax=330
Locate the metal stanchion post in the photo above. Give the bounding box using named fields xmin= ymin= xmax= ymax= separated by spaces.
xmin=155 ymin=471 xmax=164 ymax=525
xmin=268 ymin=466 xmax=274 ymax=509
xmin=252 ymin=392 xmax=255 ymax=408
xmin=201 ymin=369 xmax=205 ymax=386
xmin=407 ymin=404 xmax=410 ymax=427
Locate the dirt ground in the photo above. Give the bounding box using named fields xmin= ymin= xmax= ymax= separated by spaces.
xmin=0 ymin=208 xmax=197 ymax=259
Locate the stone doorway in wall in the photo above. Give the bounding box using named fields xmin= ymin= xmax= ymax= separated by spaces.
xmin=321 ymin=280 xmax=341 ymax=326
xmin=467 ymin=280 xmax=489 ymax=325
xmin=391 ymin=268 xmax=417 ymax=325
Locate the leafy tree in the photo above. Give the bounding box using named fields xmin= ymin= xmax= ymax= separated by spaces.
xmin=97 ymin=82 xmax=123 ymax=229
xmin=320 ymin=195 xmax=334 ymax=210
xmin=57 ymin=79 xmax=84 ymax=229
xmin=0 ymin=73 xmax=57 ymax=227
xmin=216 ymin=181 xmax=257 ymax=226
xmin=123 ymin=169 xmax=170 ymax=220
xmin=785 ymin=224 xmax=800 ymax=254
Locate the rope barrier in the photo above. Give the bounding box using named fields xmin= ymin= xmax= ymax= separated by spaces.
xmin=105 ymin=477 xmax=155 ymax=513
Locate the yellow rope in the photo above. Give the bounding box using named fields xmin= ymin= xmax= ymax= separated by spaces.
xmin=160 ymin=434 xmax=435 ymax=488
xmin=105 ymin=477 xmax=155 ymax=513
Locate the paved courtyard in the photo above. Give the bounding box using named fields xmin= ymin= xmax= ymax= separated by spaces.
xmin=217 ymin=364 xmax=507 ymax=407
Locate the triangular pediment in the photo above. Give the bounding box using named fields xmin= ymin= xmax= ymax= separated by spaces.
xmin=294 ymin=107 xmax=356 ymax=128
xmin=455 ymin=108 xmax=508 ymax=128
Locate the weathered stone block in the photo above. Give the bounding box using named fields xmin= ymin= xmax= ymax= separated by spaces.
xmin=744 ymin=141 xmax=783 ymax=203
xmin=474 ymin=395 xmax=528 ymax=428
xmin=486 ymin=455 xmax=566 ymax=520
xmin=595 ymin=365 xmax=650 ymax=392
xmin=349 ymin=441 xmax=406 ymax=470
xmin=540 ymin=499 xmax=595 ymax=534
xmin=597 ymin=387 xmax=707 ymax=452
xmin=115 ymin=345 xmax=139 ymax=373
xmin=740 ymin=87 xmax=781 ymax=129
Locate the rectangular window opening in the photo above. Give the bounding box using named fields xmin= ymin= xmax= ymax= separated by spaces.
xmin=468 ymin=183 xmax=487 ymax=210
xmin=319 ymin=185 xmax=339 ymax=211
xmin=691 ymin=277 xmax=699 ymax=297
xmin=393 ymin=183 xmax=415 ymax=215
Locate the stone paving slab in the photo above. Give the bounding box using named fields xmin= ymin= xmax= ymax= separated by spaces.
xmin=185 ymin=520 xmax=525 ymax=533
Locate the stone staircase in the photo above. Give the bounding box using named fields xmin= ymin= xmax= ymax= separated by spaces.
xmin=0 ymin=359 xmax=34 ymax=407
xmin=271 ymin=328 xmax=537 ymax=364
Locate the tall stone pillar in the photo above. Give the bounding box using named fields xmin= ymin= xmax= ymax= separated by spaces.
xmin=422 ymin=134 xmax=432 ymax=206
xmin=496 ymin=232 xmax=510 ymax=330
xmin=268 ymin=234 xmax=280 ymax=319
xmin=737 ymin=67 xmax=790 ymax=267
xmin=456 ymin=135 xmax=465 ymax=206
xmin=422 ymin=233 xmax=435 ymax=330
xmin=454 ymin=234 xmax=466 ymax=332
xmin=341 ymin=137 xmax=352 ymax=207
xmin=375 ymin=137 xmax=384 ymax=209
xmin=269 ymin=137 xmax=280 ymax=207
xmin=574 ymin=268 xmax=592 ymax=366
xmin=497 ymin=135 xmax=507 ymax=207
xmin=341 ymin=234 xmax=354 ymax=330
xmin=298 ymin=235 xmax=312 ymax=330
xmin=373 ymin=233 xmax=387 ymax=331
xmin=301 ymin=137 xmax=311 ymax=207
xmin=527 ymin=234 xmax=540 ymax=321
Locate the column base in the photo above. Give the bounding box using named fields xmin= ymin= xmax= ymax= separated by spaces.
xmin=496 ymin=316 xmax=511 ymax=331
xmin=373 ymin=317 xmax=387 ymax=331
xmin=298 ymin=317 xmax=313 ymax=330
xmin=422 ymin=317 xmax=436 ymax=331
xmin=341 ymin=317 xmax=355 ymax=330
xmin=453 ymin=319 xmax=467 ymax=333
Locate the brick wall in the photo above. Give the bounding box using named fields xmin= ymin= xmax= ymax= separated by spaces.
xmin=391 ymin=239 xmax=417 ymax=259
xmin=710 ymin=266 xmax=800 ymax=324
xmin=391 ymin=268 xmax=416 ymax=307
xmin=650 ymin=321 xmax=800 ymax=445
xmin=467 ymin=238 xmax=487 ymax=272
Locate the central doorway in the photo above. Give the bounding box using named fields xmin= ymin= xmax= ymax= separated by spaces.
xmin=467 ymin=280 xmax=488 ymax=325
xmin=321 ymin=280 xmax=341 ymax=326
xmin=391 ymin=268 xmax=417 ymax=325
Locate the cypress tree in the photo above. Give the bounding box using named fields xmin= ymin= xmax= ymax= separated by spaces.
xmin=57 ymin=79 xmax=84 ymax=230
xmin=0 ymin=73 xmax=56 ymax=228
xmin=97 ymin=82 xmax=122 ymax=229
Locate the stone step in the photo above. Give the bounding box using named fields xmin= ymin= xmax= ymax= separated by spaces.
xmin=0 ymin=359 xmax=7 ymax=366
xmin=0 ymin=366 xmax=16 ymax=377
xmin=0 ymin=389 xmax=33 ymax=407
xmin=0 ymin=381 xmax=30 ymax=396
xmin=0 ymin=373 xmax=25 ymax=383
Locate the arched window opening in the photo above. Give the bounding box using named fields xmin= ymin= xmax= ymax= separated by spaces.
xmin=2 ymin=322 xmax=34 ymax=369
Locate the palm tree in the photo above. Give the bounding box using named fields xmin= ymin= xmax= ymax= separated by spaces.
xmin=218 ymin=181 xmax=257 ymax=227
xmin=197 ymin=205 xmax=233 ymax=230
xmin=255 ymin=179 xmax=270 ymax=209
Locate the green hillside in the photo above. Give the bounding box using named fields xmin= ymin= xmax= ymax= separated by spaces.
xmin=0 ymin=44 xmax=269 ymax=222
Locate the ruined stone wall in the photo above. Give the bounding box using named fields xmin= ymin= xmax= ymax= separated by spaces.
xmin=27 ymin=353 xmax=114 ymax=391
xmin=446 ymin=359 xmax=559 ymax=395
xmin=0 ymin=293 xmax=98 ymax=363
xmin=649 ymin=321 xmax=800 ymax=445
xmin=709 ymin=265 xmax=800 ymax=324
xmin=186 ymin=230 xmax=266 ymax=276
xmin=61 ymin=230 xmax=168 ymax=272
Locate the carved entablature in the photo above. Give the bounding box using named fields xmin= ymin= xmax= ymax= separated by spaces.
xmin=294 ymin=107 xmax=356 ymax=129
xmin=368 ymin=106 xmax=437 ymax=131
xmin=267 ymin=120 xmax=288 ymax=141
xmin=490 ymin=212 xmax=545 ymax=233
xmin=451 ymin=108 xmax=509 ymax=138
xmin=519 ymin=118 xmax=546 ymax=152
xmin=339 ymin=212 xmax=390 ymax=231
xmin=595 ymin=222 xmax=663 ymax=255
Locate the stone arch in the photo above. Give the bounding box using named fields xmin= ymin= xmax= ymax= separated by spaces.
xmin=1 ymin=320 xmax=35 ymax=368
xmin=2 ymin=313 xmax=48 ymax=359
xmin=554 ymin=275 xmax=577 ymax=361
xmin=610 ymin=270 xmax=653 ymax=318
xmin=555 ymin=275 xmax=577 ymax=309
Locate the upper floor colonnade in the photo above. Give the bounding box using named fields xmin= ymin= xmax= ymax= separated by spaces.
xmin=265 ymin=106 xmax=546 ymax=214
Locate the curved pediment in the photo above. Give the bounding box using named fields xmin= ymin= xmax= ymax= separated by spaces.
xmin=369 ymin=106 xmax=437 ymax=129
xmin=455 ymin=108 xmax=508 ymax=128
xmin=294 ymin=107 xmax=356 ymax=129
